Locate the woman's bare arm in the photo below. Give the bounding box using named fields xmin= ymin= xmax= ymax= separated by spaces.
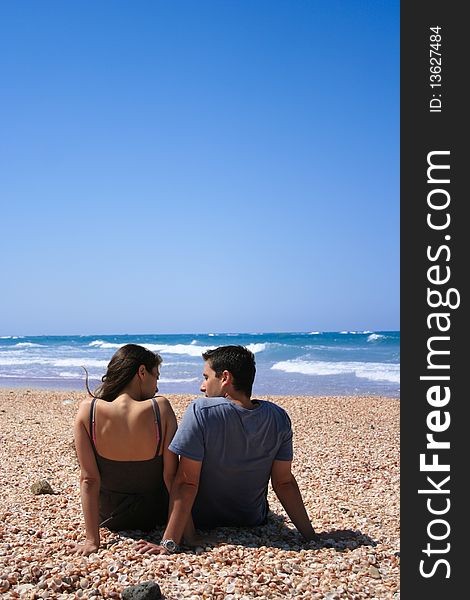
xmin=74 ymin=400 xmax=101 ymax=555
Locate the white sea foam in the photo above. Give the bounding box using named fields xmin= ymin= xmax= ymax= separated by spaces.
xmin=367 ymin=333 xmax=386 ymax=342
xmin=271 ymin=359 xmax=400 ymax=384
xmin=151 ymin=342 xmax=266 ymax=356
xmin=13 ymin=342 xmax=43 ymax=348
xmin=0 ymin=373 xmax=66 ymax=379
xmin=0 ymin=356 xmax=108 ymax=368
xmin=89 ymin=340 xmax=123 ymax=349
xmin=145 ymin=343 xmax=210 ymax=356
xmin=0 ymin=357 xmax=53 ymax=366
xmin=86 ymin=339 xmax=269 ymax=357
xmin=53 ymin=358 xmax=109 ymax=368
xmin=0 ymin=343 xmax=271 ymax=367
xmin=355 ymin=365 xmax=400 ymax=383
xmin=309 ymin=331 xmax=321 ymax=335
xmin=246 ymin=343 xmax=267 ymax=353
xmin=339 ymin=331 xmax=372 ymax=335
xmin=59 ymin=371 xmax=81 ymax=378
xmin=88 ymin=340 xmax=212 ymax=357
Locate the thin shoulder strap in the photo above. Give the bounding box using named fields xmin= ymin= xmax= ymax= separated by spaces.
xmin=89 ymin=398 xmax=98 ymax=449
xmin=151 ymin=397 xmax=163 ymax=456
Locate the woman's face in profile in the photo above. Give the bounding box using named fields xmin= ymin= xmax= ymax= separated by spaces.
xmin=143 ymin=366 xmax=159 ymax=398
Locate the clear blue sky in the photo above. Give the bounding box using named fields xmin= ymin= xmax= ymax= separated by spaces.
xmin=0 ymin=0 xmax=399 ymax=335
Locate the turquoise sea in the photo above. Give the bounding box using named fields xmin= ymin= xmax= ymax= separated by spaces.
xmin=0 ymin=331 xmax=400 ymax=397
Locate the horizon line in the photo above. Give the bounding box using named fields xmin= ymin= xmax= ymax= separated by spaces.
xmin=1 ymin=329 xmax=401 ymax=338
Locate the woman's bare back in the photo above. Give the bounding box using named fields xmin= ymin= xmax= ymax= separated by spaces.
xmin=91 ymin=395 xmax=161 ymax=461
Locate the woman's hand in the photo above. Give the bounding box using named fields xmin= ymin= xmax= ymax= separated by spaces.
xmin=74 ymin=539 xmax=100 ymax=556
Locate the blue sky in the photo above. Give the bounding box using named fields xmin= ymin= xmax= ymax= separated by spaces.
xmin=0 ymin=1 xmax=399 ymax=335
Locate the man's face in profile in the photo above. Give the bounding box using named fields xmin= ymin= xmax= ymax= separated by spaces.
xmin=200 ymin=361 xmax=224 ymax=397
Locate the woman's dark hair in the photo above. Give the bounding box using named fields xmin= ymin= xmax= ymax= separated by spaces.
xmin=202 ymin=345 xmax=256 ymax=397
xmin=84 ymin=344 xmax=162 ymax=401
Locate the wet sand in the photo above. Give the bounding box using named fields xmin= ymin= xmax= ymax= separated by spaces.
xmin=0 ymin=389 xmax=399 ymax=599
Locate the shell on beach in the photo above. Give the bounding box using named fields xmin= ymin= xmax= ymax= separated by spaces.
xmin=0 ymin=389 xmax=400 ymax=599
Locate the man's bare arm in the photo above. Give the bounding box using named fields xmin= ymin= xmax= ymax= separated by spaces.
xmin=271 ymin=459 xmax=317 ymax=541
xmin=137 ymin=456 xmax=202 ymax=554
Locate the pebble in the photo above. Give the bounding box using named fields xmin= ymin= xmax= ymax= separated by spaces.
xmin=121 ymin=580 xmax=162 ymax=599
xmin=368 ymin=565 xmax=382 ymax=579
xmin=30 ymin=480 xmax=55 ymax=495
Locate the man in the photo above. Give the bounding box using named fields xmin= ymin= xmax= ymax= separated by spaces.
xmin=139 ymin=345 xmax=316 ymax=554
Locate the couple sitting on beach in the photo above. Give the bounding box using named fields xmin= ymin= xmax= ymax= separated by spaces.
xmin=74 ymin=344 xmax=317 ymax=556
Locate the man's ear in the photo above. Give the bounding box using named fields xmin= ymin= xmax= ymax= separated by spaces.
xmin=221 ymin=370 xmax=232 ymax=386
xmin=137 ymin=364 xmax=146 ymax=379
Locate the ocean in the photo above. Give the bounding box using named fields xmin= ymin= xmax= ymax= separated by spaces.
xmin=0 ymin=331 xmax=400 ymax=397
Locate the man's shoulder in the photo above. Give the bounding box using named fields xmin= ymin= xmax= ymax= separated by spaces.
xmin=190 ymin=396 xmax=230 ymax=411
xmin=183 ymin=397 xmax=231 ymax=428
xmin=256 ymin=399 xmax=292 ymax=424
xmin=256 ymin=399 xmax=289 ymax=414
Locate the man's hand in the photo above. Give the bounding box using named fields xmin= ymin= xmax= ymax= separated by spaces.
xmin=135 ymin=540 xmax=170 ymax=555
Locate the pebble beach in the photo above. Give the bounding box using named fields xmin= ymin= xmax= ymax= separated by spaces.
xmin=0 ymin=389 xmax=400 ymax=599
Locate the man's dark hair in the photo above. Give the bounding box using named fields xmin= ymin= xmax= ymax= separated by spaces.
xmin=202 ymin=345 xmax=256 ymax=397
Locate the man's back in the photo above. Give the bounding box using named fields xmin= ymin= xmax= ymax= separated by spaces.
xmin=169 ymin=397 xmax=293 ymax=528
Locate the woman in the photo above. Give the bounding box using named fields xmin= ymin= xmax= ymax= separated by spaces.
xmin=74 ymin=343 xmax=194 ymax=555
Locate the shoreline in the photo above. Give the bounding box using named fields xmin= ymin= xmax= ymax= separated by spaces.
xmin=0 ymin=389 xmax=399 ymax=599
xmin=0 ymin=384 xmax=400 ymax=401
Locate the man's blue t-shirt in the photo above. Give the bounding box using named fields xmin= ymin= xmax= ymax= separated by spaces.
xmin=169 ymin=397 xmax=293 ymax=528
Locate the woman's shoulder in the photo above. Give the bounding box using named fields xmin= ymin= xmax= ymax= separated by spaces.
xmin=153 ymin=395 xmax=174 ymax=412
xmin=75 ymin=396 xmax=94 ymax=421
xmin=151 ymin=396 xmax=177 ymax=424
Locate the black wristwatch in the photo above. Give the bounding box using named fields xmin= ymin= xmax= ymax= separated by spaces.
xmin=160 ymin=538 xmax=180 ymax=553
